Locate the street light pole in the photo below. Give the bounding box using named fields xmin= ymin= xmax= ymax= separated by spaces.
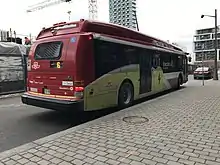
xmin=214 ymin=9 xmax=218 ymax=80
xmin=202 ymin=43 xmax=205 ymax=86
xmin=67 ymin=11 xmax=71 ymax=21
xmin=201 ymin=9 xmax=219 ymax=80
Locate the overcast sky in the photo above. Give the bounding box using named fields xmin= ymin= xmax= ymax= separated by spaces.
xmin=1 ymin=0 xmax=220 ymax=55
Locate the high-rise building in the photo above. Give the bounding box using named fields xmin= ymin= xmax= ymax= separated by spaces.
xmin=109 ymin=0 xmax=137 ymax=30
xmin=193 ymin=26 xmax=220 ymax=67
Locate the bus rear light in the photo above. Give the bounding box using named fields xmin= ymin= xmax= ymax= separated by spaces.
xmin=74 ymin=86 xmax=84 ymax=92
xmin=62 ymin=81 xmax=73 ymax=86
xmin=74 ymin=87 xmax=84 ymax=98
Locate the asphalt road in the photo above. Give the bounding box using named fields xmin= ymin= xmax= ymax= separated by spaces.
xmin=0 ymin=96 xmax=114 ymax=152
xmin=0 ymin=75 xmax=212 ymax=152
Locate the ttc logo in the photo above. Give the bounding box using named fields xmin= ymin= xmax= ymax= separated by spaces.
xmin=32 ymin=62 xmax=40 ymax=70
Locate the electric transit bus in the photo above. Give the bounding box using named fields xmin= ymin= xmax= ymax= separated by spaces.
xmin=21 ymin=19 xmax=189 ymax=111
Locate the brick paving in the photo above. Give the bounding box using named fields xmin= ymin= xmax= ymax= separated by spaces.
xmin=0 ymin=81 xmax=220 ymax=165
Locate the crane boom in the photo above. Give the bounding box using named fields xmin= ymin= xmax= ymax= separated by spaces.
xmin=26 ymin=0 xmax=98 ymax=20
xmin=26 ymin=0 xmax=71 ymax=13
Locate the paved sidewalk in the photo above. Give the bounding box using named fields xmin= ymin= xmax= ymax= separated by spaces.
xmin=0 ymin=82 xmax=220 ymax=165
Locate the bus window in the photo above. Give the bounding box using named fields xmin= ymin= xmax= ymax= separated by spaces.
xmin=123 ymin=47 xmax=139 ymax=64
xmin=94 ymin=40 xmax=121 ymax=78
xmin=152 ymin=52 xmax=160 ymax=68
xmin=94 ymin=40 xmax=139 ymax=78
xmin=35 ymin=41 xmax=63 ymax=60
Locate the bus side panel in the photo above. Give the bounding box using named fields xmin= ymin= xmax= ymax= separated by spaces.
xmin=151 ymin=66 xmax=167 ymax=92
xmin=84 ymin=39 xmax=141 ymax=111
xmin=163 ymin=71 xmax=181 ymax=89
xmin=74 ymin=35 xmax=95 ymax=86
xmin=153 ymin=52 xmax=186 ymax=90
xmin=84 ymin=64 xmax=180 ymax=111
xmin=83 ymin=39 xmax=186 ymax=111
xmin=84 ymin=65 xmax=140 ymax=111
xmin=151 ymin=67 xmax=182 ymax=94
xmin=84 ymin=74 xmax=118 ymax=111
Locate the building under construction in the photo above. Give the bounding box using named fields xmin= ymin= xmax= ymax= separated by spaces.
xmin=193 ymin=26 xmax=220 ymax=67
xmin=0 ymin=29 xmax=22 ymax=44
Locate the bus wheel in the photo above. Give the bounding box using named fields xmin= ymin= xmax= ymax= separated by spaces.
xmin=118 ymin=81 xmax=134 ymax=108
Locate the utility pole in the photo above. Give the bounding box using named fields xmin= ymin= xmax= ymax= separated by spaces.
xmin=67 ymin=11 xmax=71 ymax=21
xmin=9 ymin=28 xmax=12 ymax=42
xmin=202 ymin=43 xmax=205 ymax=86
xmin=201 ymin=9 xmax=219 ymax=80
xmin=14 ymin=31 xmax=16 ymax=43
xmin=214 ymin=9 xmax=218 ymax=80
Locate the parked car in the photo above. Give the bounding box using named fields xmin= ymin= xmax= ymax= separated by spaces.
xmin=193 ymin=67 xmax=213 ymax=79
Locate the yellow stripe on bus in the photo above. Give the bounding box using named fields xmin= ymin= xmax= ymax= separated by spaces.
xmin=27 ymin=92 xmax=78 ymax=100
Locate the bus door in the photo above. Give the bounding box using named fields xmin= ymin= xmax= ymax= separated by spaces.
xmin=139 ymin=49 xmax=152 ymax=94
xmin=151 ymin=53 xmax=164 ymax=92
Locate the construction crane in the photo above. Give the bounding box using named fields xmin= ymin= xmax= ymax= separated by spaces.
xmin=26 ymin=0 xmax=98 ymax=20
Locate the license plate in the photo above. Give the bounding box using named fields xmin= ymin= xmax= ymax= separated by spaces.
xmin=30 ymin=87 xmax=38 ymax=92
xmin=44 ymin=89 xmax=50 ymax=95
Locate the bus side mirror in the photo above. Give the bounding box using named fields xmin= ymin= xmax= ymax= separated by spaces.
xmin=188 ymin=57 xmax=192 ymax=62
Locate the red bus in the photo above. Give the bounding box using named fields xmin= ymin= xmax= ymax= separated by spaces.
xmin=21 ymin=19 xmax=189 ymax=111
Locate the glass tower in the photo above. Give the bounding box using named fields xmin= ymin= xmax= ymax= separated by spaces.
xmin=109 ymin=0 xmax=137 ymax=30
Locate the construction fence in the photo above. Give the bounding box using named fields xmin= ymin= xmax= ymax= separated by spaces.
xmin=0 ymin=42 xmax=30 ymax=95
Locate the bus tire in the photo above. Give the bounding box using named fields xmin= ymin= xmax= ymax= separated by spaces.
xmin=118 ymin=81 xmax=134 ymax=108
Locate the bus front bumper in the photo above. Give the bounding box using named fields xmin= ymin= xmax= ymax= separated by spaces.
xmin=21 ymin=93 xmax=84 ymax=111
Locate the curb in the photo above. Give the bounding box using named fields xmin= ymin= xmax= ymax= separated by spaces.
xmin=0 ymin=92 xmax=24 ymax=99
